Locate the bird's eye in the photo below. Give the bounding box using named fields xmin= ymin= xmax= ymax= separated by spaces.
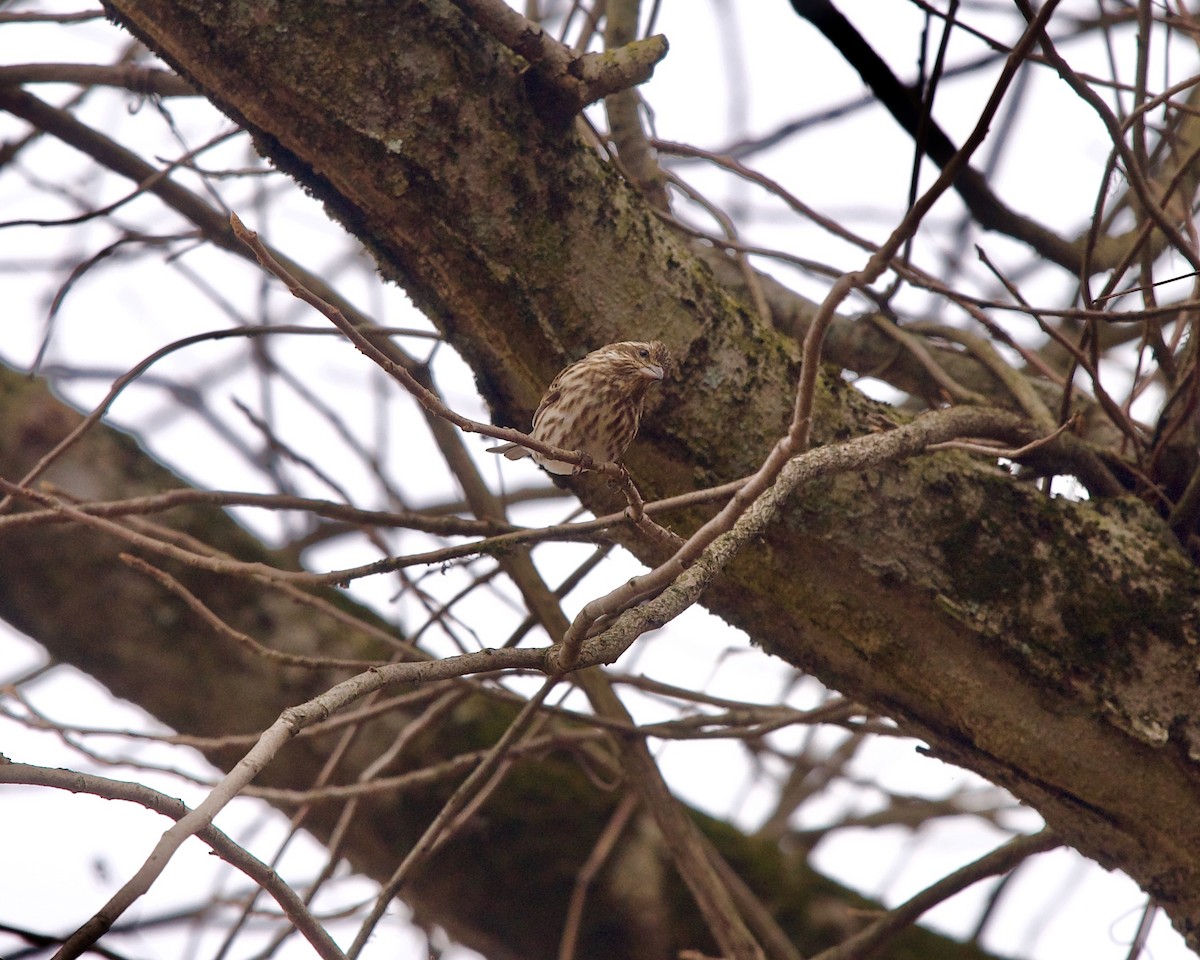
xmin=638 ymin=348 xmax=650 ymax=358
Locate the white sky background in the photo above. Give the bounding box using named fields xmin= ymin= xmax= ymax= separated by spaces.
xmin=0 ymin=1 xmax=1196 ymax=958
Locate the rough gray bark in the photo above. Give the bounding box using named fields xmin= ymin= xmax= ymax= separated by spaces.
xmin=4 ymin=0 xmax=1199 ymax=951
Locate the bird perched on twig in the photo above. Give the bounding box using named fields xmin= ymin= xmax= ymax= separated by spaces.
xmin=488 ymin=340 xmax=670 ymax=475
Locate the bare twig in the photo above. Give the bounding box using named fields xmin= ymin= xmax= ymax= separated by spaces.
xmin=0 ymin=320 xmax=422 ymax=516
xmin=906 ymin=321 xmax=1057 ymax=429
xmin=0 ymin=484 xmax=507 ymax=539
xmin=0 ymin=763 xmax=345 ymax=960
xmin=47 ymin=644 xmax=552 ymax=960
xmin=120 ymin=553 xmax=385 ymax=670
xmin=575 ymin=673 xmax=768 ymax=960
xmin=558 ymin=792 xmax=640 ymax=960
xmin=0 ymin=61 xmax=196 ymax=95
xmin=345 ymin=677 xmax=559 ymax=959
xmin=452 ymin=0 xmax=667 ymax=114
xmin=231 ymin=213 xmax=636 ymax=483
xmin=0 ymin=9 xmax=107 ymax=23
xmin=806 ymin=829 xmax=1060 ymax=960
xmin=926 ymin=415 xmax=1081 ymax=460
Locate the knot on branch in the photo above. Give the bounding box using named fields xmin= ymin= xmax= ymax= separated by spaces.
xmin=454 ymin=0 xmax=667 ymax=117
xmin=567 ymin=37 xmax=669 ymax=107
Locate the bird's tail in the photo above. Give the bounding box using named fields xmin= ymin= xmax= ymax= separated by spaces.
xmin=486 ymin=442 xmax=530 ymax=461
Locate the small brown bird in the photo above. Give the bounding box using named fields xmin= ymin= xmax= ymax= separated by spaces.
xmin=488 ymin=340 xmax=670 ymax=475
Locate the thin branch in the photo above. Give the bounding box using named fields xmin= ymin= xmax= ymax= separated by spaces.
xmin=905 ymin=322 xmax=1057 ymax=430
xmin=0 ymin=484 xmax=507 ymax=539
xmin=241 ymin=730 xmax=607 ymax=805
xmin=48 ymin=644 xmax=552 ymax=960
xmin=345 ymin=677 xmax=560 ymax=959
xmin=0 ymin=62 xmax=196 ymax=96
xmin=806 ymin=829 xmax=1060 ymax=960
xmin=120 ymin=554 xmax=386 ymax=670
xmin=0 ymin=9 xmax=107 ymax=23
xmin=0 ymin=763 xmax=345 ymax=960
xmin=231 ymin=213 xmax=633 ymax=483
xmin=0 ymin=318 xmax=424 ymax=517
xmin=1014 ymin=0 xmax=1200 ymax=275
xmin=558 ymin=792 xmax=640 ymax=960
xmin=926 ymin=415 xmax=1082 ymax=459
xmin=789 ymin=0 xmax=1081 ymax=271
xmin=602 ymin=0 xmax=669 ymax=207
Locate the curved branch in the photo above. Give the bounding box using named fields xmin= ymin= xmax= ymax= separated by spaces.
xmin=0 ymin=763 xmax=344 ymax=960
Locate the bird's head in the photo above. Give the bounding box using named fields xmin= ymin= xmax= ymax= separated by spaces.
xmin=601 ymin=340 xmax=670 ymax=384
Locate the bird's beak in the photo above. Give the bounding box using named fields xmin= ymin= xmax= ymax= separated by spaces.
xmin=640 ymin=363 xmax=665 ymax=381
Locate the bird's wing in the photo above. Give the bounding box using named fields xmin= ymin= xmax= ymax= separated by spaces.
xmin=532 ymin=384 xmax=563 ymax=427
